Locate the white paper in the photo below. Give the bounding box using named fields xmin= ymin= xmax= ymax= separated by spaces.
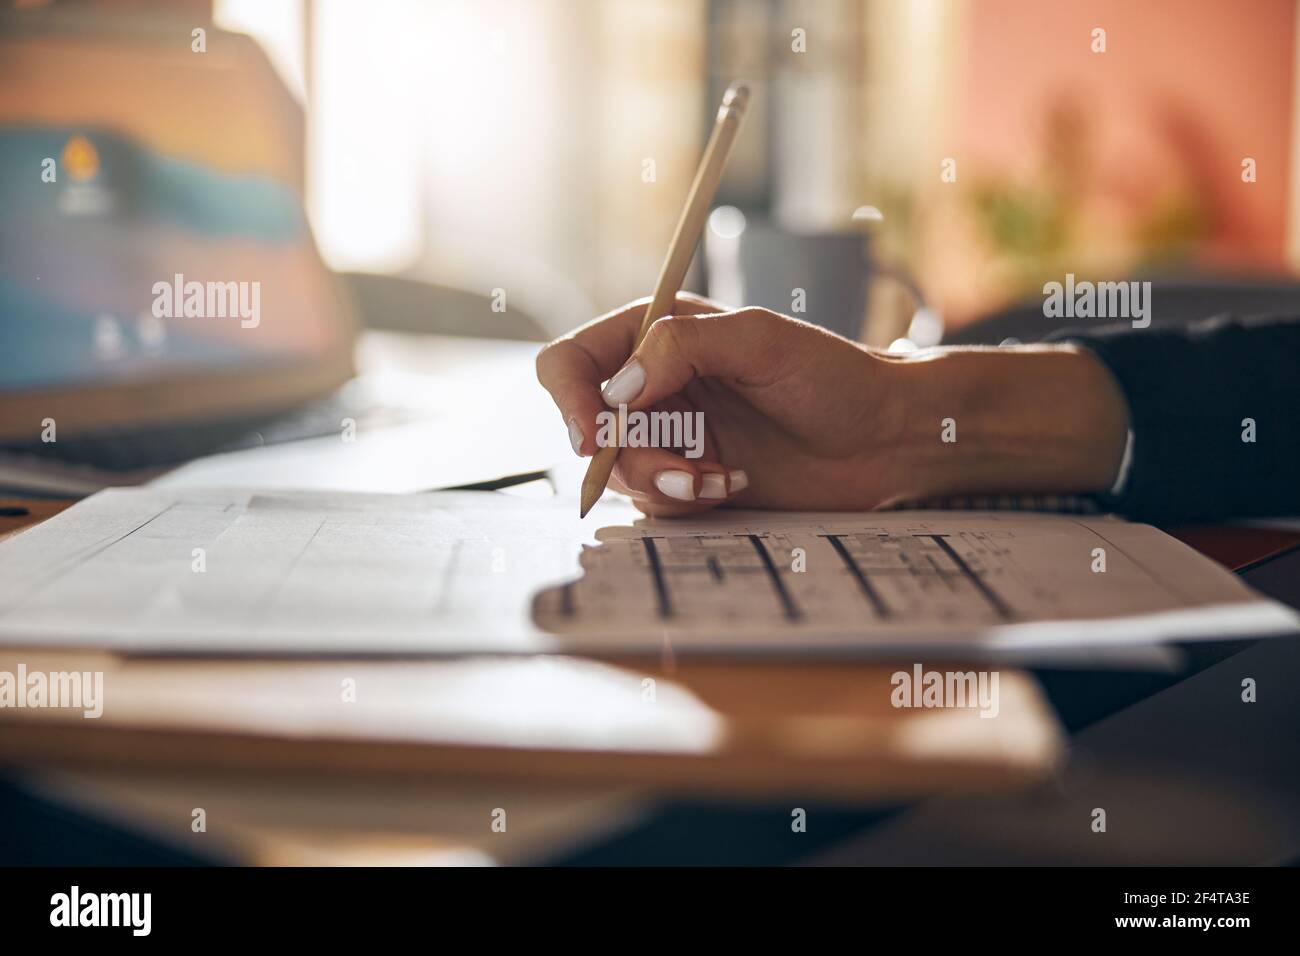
xmin=0 ymin=487 xmax=1294 ymax=656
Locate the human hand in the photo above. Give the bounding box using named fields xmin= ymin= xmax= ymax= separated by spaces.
xmin=536 ymin=294 xmax=1130 ymax=516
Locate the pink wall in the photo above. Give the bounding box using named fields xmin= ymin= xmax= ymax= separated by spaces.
xmin=954 ymin=0 xmax=1296 ymax=269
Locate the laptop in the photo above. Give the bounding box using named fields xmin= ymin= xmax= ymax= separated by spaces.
xmin=0 ymin=15 xmax=383 ymax=496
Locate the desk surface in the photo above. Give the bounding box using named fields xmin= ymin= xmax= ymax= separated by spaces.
xmin=2 ymin=332 xmax=1297 ymax=866
xmin=0 ymin=493 xmax=1065 ymax=864
xmin=4 ymin=497 xmax=1298 ymax=865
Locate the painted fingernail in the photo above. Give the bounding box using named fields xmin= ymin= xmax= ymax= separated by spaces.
xmin=602 ymin=359 xmax=645 ymax=406
xmin=728 ymin=469 xmax=749 ymax=492
xmin=700 ymin=473 xmax=726 ymax=499
xmin=654 ymin=469 xmax=696 ymax=501
xmin=567 ymin=418 xmax=584 ymax=456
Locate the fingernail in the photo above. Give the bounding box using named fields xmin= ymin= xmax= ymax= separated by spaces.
xmin=700 ymin=473 xmax=726 ymax=499
xmin=567 ymin=417 xmax=584 ymax=456
xmin=728 ymin=469 xmax=749 ymax=492
xmin=602 ymin=359 xmax=645 ymax=406
xmin=654 ymin=469 xmax=695 ymax=501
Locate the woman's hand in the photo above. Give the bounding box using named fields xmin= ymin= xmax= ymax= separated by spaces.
xmin=536 ymin=294 xmax=1131 ymax=516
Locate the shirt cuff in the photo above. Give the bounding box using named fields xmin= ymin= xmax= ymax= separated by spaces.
xmin=1109 ymin=428 xmax=1135 ymax=497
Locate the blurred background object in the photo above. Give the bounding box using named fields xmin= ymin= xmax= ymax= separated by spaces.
xmin=914 ymin=0 xmax=1299 ymax=332
xmin=4 ymin=0 xmax=1300 ymax=346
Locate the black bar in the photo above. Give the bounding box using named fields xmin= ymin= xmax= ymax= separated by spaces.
xmin=641 ymin=537 xmax=673 ymax=618
xmin=925 ymin=534 xmax=1013 ymax=619
xmin=0 ymin=865 xmax=1288 ymax=940
xmin=822 ymin=534 xmax=890 ymax=618
xmin=745 ymin=534 xmax=800 ymax=621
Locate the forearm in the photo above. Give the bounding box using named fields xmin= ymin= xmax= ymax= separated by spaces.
xmin=884 ymin=344 xmax=1131 ymax=502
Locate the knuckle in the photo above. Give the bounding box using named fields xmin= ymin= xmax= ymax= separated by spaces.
xmin=534 ymin=342 xmax=559 ymax=383
xmin=646 ymin=314 xmax=686 ymax=349
xmin=534 ymin=340 xmax=577 ymax=389
xmin=737 ymin=306 xmax=781 ymax=325
xmin=660 ymin=315 xmax=702 ymax=356
xmin=535 ymin=340 xmax=585 ymax=399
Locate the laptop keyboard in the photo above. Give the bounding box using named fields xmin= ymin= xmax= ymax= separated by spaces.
xmin=1 ymin=393 xmax=395 ymax=474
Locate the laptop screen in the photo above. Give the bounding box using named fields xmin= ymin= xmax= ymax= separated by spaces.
xmin=0 ymin=17 xmax=354 ymax=432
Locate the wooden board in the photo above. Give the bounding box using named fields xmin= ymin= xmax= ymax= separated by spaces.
xmin=0 ymin=498 xmax=1062 ymax=802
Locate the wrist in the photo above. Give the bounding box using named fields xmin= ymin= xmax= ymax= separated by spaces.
xmin=885 ymin=344 xmax=1130 ymax=501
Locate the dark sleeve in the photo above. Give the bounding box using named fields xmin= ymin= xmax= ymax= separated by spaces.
xmin=1042 ymin=313 xmax=1300 ymax=524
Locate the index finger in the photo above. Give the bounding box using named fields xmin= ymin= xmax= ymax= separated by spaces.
xmin=535 ymin=292 xmax=724 ymax=398
xmin=535 ymin=294 xmax=725 ymax=451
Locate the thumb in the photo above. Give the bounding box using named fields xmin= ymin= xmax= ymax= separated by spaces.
xmin=599 ymin=308 xmax=781 ymax=410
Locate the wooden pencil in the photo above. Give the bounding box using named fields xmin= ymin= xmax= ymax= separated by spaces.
xmin=579 ymin=81 xmax=751 ymax=517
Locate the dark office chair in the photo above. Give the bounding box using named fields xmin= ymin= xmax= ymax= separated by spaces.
xmin=943 ymin=276 xmax=1300 ymax=345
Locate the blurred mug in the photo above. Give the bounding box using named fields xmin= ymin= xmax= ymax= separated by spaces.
xmin=704 ymin=207 xmax=940 ymax=349
xmin=704 ymin=208 xmax=870 ymax=340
